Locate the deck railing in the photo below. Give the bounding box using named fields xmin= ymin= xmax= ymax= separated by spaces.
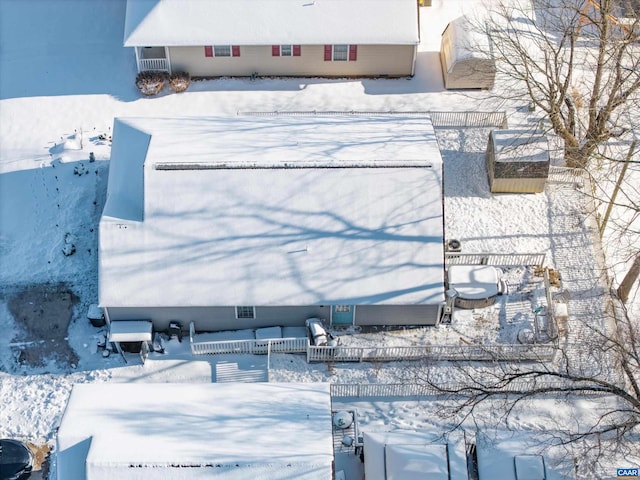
xmin=190 ymin=323 xmax=308 ymax=355
xmin=444 ymin=252 xmax=546 ymax=267
xmin=307 ymin=343 xmax=557 ymax=363
xmin=139 ymin=58 xmax=169 ymax=72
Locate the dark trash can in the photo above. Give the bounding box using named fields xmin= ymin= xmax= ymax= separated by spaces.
xmin=87 ymin=304 xmax=106 ymax=328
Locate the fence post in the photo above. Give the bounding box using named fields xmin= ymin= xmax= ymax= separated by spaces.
xmin=267 ymin=340 xmax=271 ymax=381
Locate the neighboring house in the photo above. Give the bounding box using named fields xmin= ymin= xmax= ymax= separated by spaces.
xmin=124 ymin=0 xmax=420 ymax=77
xmin=363 ymin=430 xmax=468 ymax=480
xmin=56 ymin=383 xmax=333 ymax=480
xmin=99 ymin=114 xmax=445 ymax=333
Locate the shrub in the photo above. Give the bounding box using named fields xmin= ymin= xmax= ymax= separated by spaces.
xmin=169 ymin=71 xmax=191 ymax=93
xmin=135 ymin=71 xmax=167 ymax=96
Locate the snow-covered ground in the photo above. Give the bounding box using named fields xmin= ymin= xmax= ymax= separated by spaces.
xmin=0 ymin=0 xmax=638 ymax=479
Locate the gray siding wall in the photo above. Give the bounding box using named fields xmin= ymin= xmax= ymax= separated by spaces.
xmin=105 ymin=306 xmax=329 ymax=332
xmin=355 ymin=305 xmax=441 ymax=326
xmin=168 ymin=45 xmax=415 ymax=77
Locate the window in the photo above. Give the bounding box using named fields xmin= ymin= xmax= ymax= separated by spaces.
xmin=324 ymin=44 xmax=357 ymax=62
xmin=206 ymin=45 xmax=241 ymax=57
xmin=235 ymin=306 xmax=255 ymax=319
xmin=272 ymin=45 xmax=301 ymax=57
xmin=334 ymin=305 xmax=351 ymax=313
xmin=332 ymin=44 xmax=348 ymax=61
xmin=214 ymin=45 xmax=231 ymax=57
xmin=281 ymin=45 xmax=292 ymax=56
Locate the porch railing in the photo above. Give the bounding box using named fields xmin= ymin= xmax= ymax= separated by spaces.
xmin=139 ymin=58 xmax=169 ymax=72
xmin=190 ymin=324 xmax=308 ymax=355
xmin=444 ymin=252 xmax=546 ymax=267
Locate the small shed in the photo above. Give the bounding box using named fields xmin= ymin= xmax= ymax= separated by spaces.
xmin=486 ymin=129 xmax=550 ymax=193
xmin=440 ymin=16 xmax=496 ymax=90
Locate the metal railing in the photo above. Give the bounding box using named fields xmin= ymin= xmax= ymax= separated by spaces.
xmin=308 ymin=343 xmax=557 ymax=363
xmin=139 ymin=58 xmax=169 ymax=72
xmin=239 ymin=110 xmax=508 ymax=129
xmin=547 ymin=166 xmax=586 ymax=185
xmin=330 ymin=378 xmax=602 ymax=398
xmin=445 ymin=252 xmax=546 ymax=267
xmin=429 ymin=111 xmax=508 ymax=129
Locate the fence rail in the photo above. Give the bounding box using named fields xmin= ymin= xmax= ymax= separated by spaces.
xmin=445 ymin=252 xmax=546 ymax=267
xmin=191 ymin=336 xmax=308 ymax=355
xmin=308 ymin=343 xmax=557 ymax=363
xmin=547 ymin=166 xmax=586 ymax=185
xmin=330 ymin=378 xmax=601 ymax=398
xmin=139 ymin=58 xmax=169 ymax=72
xmin=429 ymin=111 xmax=508 ymax=129
xmin=189 ymin=324 xmax=308 ymax=355
xmin=239 ymin=110 xmax=507 ymax=129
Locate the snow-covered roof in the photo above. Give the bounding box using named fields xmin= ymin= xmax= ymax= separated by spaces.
xmin=124 ymin=0 xmax=420 ymax=47
xmin=363 ymin=431 xmax=468 ymax=480
xmin=476 ymin=430 xmax=572 ymax=480
xmin=442 ymin=15 xmax=493 ymax=66
xmin=99 ymin=115 xmax=445 ymax=308
xmin=447 ymin=265 xmax=500 ymax=300
xmin=56 ymin=383 xmax=333 ymax=480
xmin=108 ymin=320 xmax=153 ymax=343
xmin=491 ymin=130 xmax=550 ymax=164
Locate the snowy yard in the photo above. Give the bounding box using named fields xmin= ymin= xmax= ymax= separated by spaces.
xmin=0 ymin=0 xmax=638 ymax=479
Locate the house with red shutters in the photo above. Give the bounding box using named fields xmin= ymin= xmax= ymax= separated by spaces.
xmin=124 ymin=0 xmax=420 ymax=78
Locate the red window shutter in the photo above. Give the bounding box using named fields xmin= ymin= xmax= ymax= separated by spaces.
xmin=272 ymin=45 xmax=280 ymax=56
xmin=348 ymin=44 xmax=357 ymax=61
xmin=232 ymin=45 xmax=240 ymax=57
xmin=293 ymin=45 xmax=301 ymax=56
xmin=204 ymin=46 xmax=213 ymax=57
xmin=324 ymin=44 xmax=332 ymax=61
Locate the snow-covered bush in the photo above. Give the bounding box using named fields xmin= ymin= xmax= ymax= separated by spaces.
xmin=135 ymin=71 xmax=167 ymax=96
xmin=169 ymin=71 xmax=190 ymax=93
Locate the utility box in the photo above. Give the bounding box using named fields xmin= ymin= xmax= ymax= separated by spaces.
xmin=487 ymin=129 xmax=550 ymax=193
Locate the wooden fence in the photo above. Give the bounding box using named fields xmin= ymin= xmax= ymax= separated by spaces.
xmin=445 ymin=252 xmax=546 ymax=267
xmin=239 ymin=110 xmax=508 ymax=129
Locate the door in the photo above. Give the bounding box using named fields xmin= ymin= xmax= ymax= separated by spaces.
xmin=331 ymin=305 xmax=354 ymax=325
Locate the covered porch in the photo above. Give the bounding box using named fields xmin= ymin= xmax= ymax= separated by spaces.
xmin=134 ymin=46 xmax=170 ymax=72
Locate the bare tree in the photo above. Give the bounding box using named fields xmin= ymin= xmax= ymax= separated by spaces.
xmin=407 ymin=298 xmax=640 ymax=476
xmin=477 ymin=0 xmax=640 ymax=306
xmin=480 ymin=0 xmax=640 ymax=168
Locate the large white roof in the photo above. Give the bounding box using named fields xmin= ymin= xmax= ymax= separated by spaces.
xmin=56 ymin=383 xmax=333 ymax=480
xmin=99 ymin=115 xmax=445 ymax=308
xmin=124 ymin=0 xmax=420 ymax=47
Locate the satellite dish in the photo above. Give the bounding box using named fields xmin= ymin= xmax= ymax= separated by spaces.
xmin=333 ymin=411 xmax=353 ymax=429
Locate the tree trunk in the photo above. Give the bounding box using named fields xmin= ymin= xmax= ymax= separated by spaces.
xmin=617 ymin=253 xmax=640 ymax=303
xmin=564 ymin=144 xmax=588 ymax=168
